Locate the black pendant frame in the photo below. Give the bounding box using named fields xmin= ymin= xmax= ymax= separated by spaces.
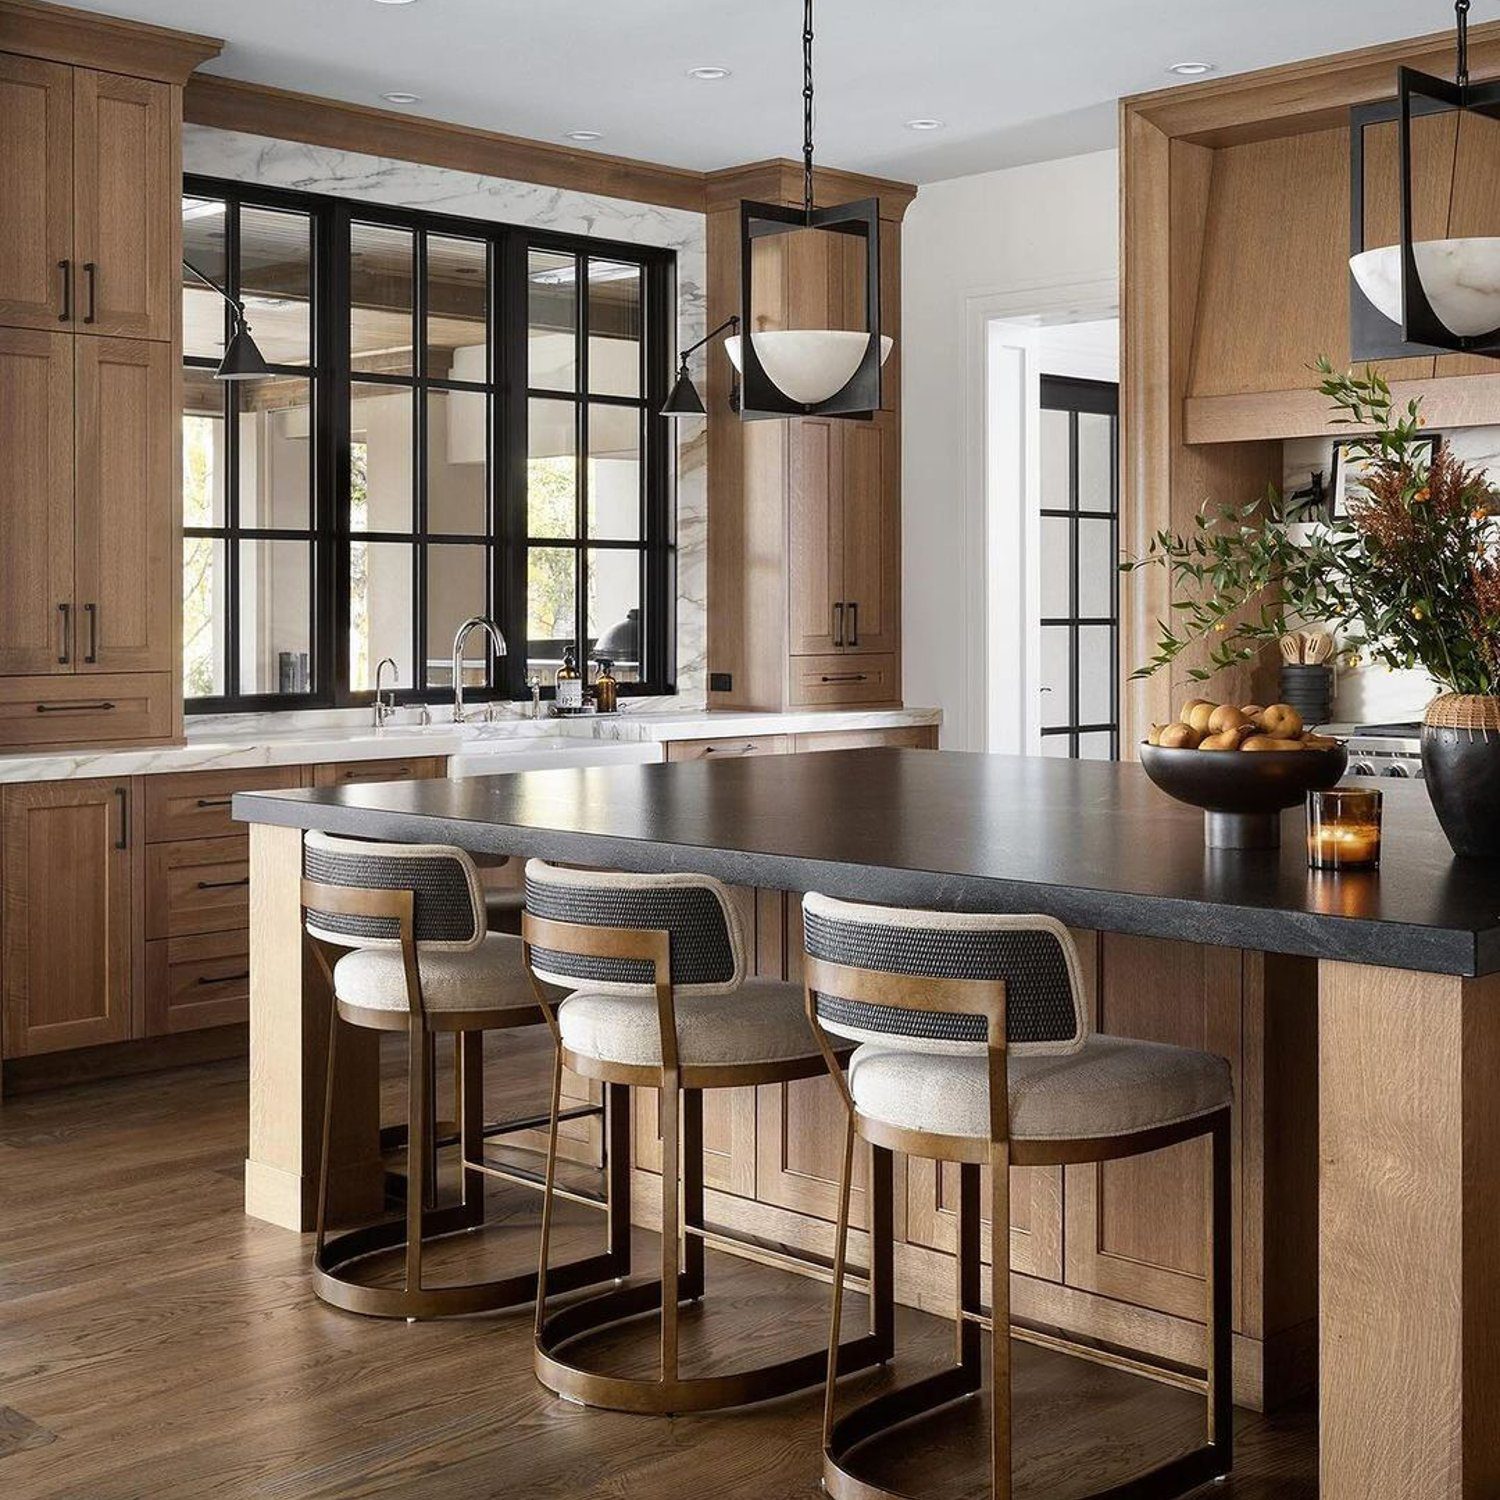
xmin=1350 ymin=65 xmax=1500 ymax=360
xmin=737 ymin=195 xmax=883 ymax=419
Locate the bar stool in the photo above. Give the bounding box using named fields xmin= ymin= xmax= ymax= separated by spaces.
xmin=301 ymin=832 xmax=630 ymax=1320
xmin=523 ymin=859 xmax=894 ymax=1414
xmin=801 ymin=893 xmax=1233 ymax=1500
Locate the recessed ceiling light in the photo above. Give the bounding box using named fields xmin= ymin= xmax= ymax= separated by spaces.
xmin=1167 ymin=61 xmax=1216 ymax=77
xmin=565 ymin=130 xmax=603 ymax=142
xmin=687 ymin=65 xmax=732 ymax=81
xmin=381 ymin=91 xmax=421 ymax=104
xmin=373 ymin=1 xmax=418 ymax=6
xmin=904 ymin=118 xmax=945 ymax=131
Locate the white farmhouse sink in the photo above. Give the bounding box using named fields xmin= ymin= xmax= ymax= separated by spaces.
xmin=446 ymin=736 xmax=663 ymax=778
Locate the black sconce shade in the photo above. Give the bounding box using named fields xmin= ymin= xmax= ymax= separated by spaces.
xmin=217 ymin=318 xmax=273 ymax=381
xmin=661 ymin=362 xmax=706 ymax=416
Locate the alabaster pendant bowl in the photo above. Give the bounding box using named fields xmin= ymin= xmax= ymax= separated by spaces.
xmin=724 ymin=330 xmax=894 ymax=406
xmin=1350 ymin=238 xmax=1500 ymax=339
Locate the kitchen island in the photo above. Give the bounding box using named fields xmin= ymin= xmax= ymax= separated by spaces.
xmin=237 ymin=749 xmax=1500 ymax=1500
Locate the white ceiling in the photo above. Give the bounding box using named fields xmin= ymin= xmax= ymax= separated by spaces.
xmin=68 ymin=0 xmax=1497 ymax=183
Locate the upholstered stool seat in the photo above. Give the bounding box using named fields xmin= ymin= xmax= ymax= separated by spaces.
xmin=333 ymin=932 xmax=536 ymax=1014
xmin=848 ymin=1035 xmax=1231 ymax=1142
xmin=558 ymin=977 xmax=823 ymax=1069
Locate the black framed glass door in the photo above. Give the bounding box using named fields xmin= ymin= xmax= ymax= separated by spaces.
xmin=1037 ymin=374 xmax=1120 ymax=760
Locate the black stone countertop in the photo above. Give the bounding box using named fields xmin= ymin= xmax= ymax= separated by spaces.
xmin=235 ymin=749 xmax=1500 ymax=977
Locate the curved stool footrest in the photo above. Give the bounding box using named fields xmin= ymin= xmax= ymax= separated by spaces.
xmin=314 ymin=1210 xmax=625 ymax=1320
xmin=535 ymin=1275 xmax=886 ymax=1415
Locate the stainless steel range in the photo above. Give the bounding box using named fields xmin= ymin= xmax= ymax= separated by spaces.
xmin=1330 ymin=721 xmax=1424 ymax=780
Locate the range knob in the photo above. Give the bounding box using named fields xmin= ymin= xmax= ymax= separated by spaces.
xmin=1351 ymin=761 xmax=1377 ymax=777
xmin=1382 ymin=763 xmax=1411 ymax=778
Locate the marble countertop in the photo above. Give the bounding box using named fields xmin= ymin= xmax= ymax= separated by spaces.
xmin=0 ymin=706 xmax=941 ymax=784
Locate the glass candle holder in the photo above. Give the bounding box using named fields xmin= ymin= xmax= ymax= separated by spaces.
xmin=1306 ymin=788 xmax=1383 ymax=870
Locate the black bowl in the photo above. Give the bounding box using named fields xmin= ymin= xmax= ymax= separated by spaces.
xmin=1139 ymin=741 xmax=1348 ymax=848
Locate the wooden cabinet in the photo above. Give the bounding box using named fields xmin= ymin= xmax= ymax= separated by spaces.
xmin=0 ymin=328 xmax=74 ymax=674
xmin=2 ymin=778 xmax=133 ymax=1057
xmin=664 ymin=734 xmax=788 ymax=762
xmin=0 ymin=331 xmax=173 ymax=718
xmin=311 ymin=756 xmax=447 ymax=787
xmin=0 ymin=55 xmax=174 ymax=341
xmin=0 ymin=54 xmax=73 ymax=330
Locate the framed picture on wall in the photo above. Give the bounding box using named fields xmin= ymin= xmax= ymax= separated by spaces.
xmin=1328 ymin=434 xmax=1441 ymax=520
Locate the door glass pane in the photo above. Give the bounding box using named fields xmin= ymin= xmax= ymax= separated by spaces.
xmin=1078 ymin=516 xmax=1114 ymax=619
xmin=587 ymin=259 xmax=641 ymax=398
xmin=427 ymin=390 xmax=487 ymax=534
xmin=182 ymin=368 xmax=226 ymax=527
xmin=1039 ymin=408 xmax=1070 ymax=510
xmin=237 ymin=376 xmax=312 ymax=530
xmin=588 ymin=549 xmax=641 ymax=680
xmin=1078 ymin=731 xmax=1114 ymax=761
xmin=529 ymin=250 xmax=576 ymax=391
xmin=1077 ymin=412 xmax=1114 ymax=511
xmin=588 ymin=405 xmax=640 ymax=541
xmin=529 ymin=398 xmax=576 ymax=538
xmin=182 ymin=196 xmax=227 ymax=361
xmin=1040 ymin=625 xmax=1070 ymax=729
xmin=1041 ymin=734 xmax=1072 ymax=758
xmin=349 ymin=540 xmax=414 ymax=692
xmin=1040 ymin=514 xmax=1070 ymax=618
xmin=350 ymin=383 xmax=413 ymax=532
xmin=238 ymin=540 xmax=312 ymax=695
xmin=427 ymin=545 xmax=490 ymax=689
xmin=426 ymin=235 xmax=487 ymax=381
xmin=240 ymin=207 xmax=311 ymax=367
xmin=1078 ymin=624 xmax=1113 ymax=724
xmin=528 ymin=547 xmax=576 ymax=675
xmin=351 ymin=224 xmax=414 ymax=374
xmin=182 ymin=536 xmax=225 ymax=698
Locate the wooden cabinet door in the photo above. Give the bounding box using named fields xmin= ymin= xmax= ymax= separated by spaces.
xmin=72 ymin=70 xmax=173 ymax=342
xmin=840 ymin=418 xmax=899 ymax=655
xmin=74 ymin=337 xmax=174 ymax=672
xmin=1063 ymin=934 xmax=1242 ymax=1321
xmin=2 ymin=778 xmax=133 ymax=1056
xmin=0 ymin=329 xmax=75 ymax=674
xmin=788 ymin=418 xmax=844 ymax=655
xmin=0 ymin=54 xmax=74 ymax=330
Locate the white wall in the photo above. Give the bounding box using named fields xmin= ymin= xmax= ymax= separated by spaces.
xmin=902 ymin=150 xmax=1119 ymax=748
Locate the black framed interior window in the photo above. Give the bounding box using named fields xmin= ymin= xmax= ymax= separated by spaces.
xmin=1037 ymin=374 xmax=1120 ymax=761
xmin=181 ymin=176 xmax=675 ymax=712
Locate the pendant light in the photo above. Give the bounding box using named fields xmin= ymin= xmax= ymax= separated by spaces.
xmin=729 ymin=0 xmax=893 ymax=418
xmin=1348 ymin=0 xmax=1500 ymax=357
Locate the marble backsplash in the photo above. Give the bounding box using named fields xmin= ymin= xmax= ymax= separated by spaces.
xmin=182 ymin=125 xmax=708 ymax=709
xmin=1281 ymin=425 xmax=1500 ymax=723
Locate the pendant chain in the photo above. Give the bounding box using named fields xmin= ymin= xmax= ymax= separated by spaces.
xmin=803 ymin=0 xmax=815 ymax=216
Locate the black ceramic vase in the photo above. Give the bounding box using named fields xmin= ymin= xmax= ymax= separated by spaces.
xmin=1421 ymin=695 xmax=1500 ymax=858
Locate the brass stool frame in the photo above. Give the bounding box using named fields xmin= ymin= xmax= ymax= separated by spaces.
xmin=806 ymin=956 xmax=1232 ymax=1500
xmin=304 ymin=879 xmax=630 ymax=1321
xmin=524 ymin=911 xmax=894 ymax=1414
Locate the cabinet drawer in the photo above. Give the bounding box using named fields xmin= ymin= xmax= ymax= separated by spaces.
xmin=144 ymin=930 xmax=250 ymax=1036
xmin=145 ymin=835 xmax=249 ymax=940
xmin=312 ymin=756 xmax=446 ymax=787
xmin=0 ymin=671 xmax=173 ymax=748
xmin=794 ymin=725 xmax=937 ymax=753
xmin=788 ymin=654 xmax=900 ymax=707
xmin=144 ymin=766 xmax=304 ymax=843
xmin=665 ymin=734 xmax=789 ymax=763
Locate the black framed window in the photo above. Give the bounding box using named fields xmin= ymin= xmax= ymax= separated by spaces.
xmin=1037 ymin=375 xmax=1120 ymax=760
xmin=181 ymin=177 xmax=675 ymax=712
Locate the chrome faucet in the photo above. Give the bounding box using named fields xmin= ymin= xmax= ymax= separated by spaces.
xmin=451 ymin=616 xmax=507 ymax=723
xmin=372 ymin=656 xmax=399 ymax=728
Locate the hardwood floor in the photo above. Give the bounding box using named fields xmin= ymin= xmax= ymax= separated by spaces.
xmin=0 ymin=1031 xmax=1316 ymax=1498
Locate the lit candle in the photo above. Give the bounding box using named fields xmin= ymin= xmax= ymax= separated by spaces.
xmin=1306 ymin=789 xmax=1383 ymax=870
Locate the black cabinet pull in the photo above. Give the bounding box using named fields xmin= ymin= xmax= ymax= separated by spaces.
xmin=820 ymin=674 xmax=868 ymax=684
xmin=848 ymin=601 xmax=859 ymax=646
xmin=84 ymin=602 xmax=97 ymax=663
xmin=195 ymin=797 xmax=233 ymax=808
xmin=58 ymin=259 xmax=71 ymax=322
xmin=35 ymin=700 xmax=115 ymax=713
xmin=57 ymin=602 xmax=70 ymax=664
xmin=196 ymin=876 xmax=250 ymax=891
xmin=832 ymin=601 xmax=844 ymax=647
xmin=114 ymin=786 xmax=129 ymax=850
xmin=196 ymin=971 xmax=250 ymax=987
xmin=83 ymin=262 xmax=97 ymax=324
